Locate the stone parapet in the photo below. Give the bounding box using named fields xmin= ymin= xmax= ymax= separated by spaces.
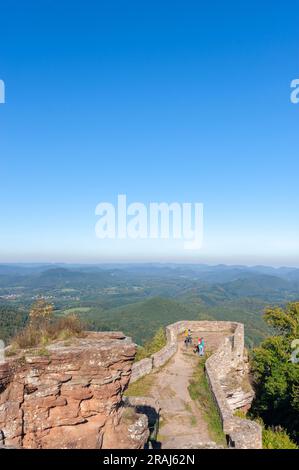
xmin=131 ymin=320 xmax=262 ymax=449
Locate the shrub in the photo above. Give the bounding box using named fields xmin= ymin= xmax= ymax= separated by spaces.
xmin=29 ymin=299 xmax=53 ymax=327
xmin=263 ymin=427 xmax=298 ymax=449
xmin=250 ymin=302 xmax=299 ymax=442
xmin=46 ymin=314 xmax=85 ymax=339
xmin=13 ymin=324 xmax=41 ymax=349
xmin=12 ymin=301 xmax=85 ymax=350
xmin=234 ymin=409 xmax=247 ymax=419
xmin=238 ymin=413 xmax=299 ymax=449
xmin=135 ymin=327 xmax=167 ymax=362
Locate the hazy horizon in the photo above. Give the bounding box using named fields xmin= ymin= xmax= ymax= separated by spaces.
xmin=1 ymin=260 xmax=299 ymax=270
xmin=1 ymin=2 xmax=298 ymax=267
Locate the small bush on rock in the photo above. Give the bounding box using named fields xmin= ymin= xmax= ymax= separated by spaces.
xmin=12 ymin=299 xmax=85 ymax=350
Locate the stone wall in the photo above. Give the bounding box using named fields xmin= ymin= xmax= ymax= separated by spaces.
xmin=1 ymin=323 xmax=262 ymax=449
xmin=0 ymin=332 xmax=149 ymax=449
xmin=204 ymin=329 xmax=262 ymax=448
xmin=131 ymin=320 xmax=262 ymax=449
xmin=131 ymin=320 xmax=235 ymax=382
xmin=131 ymin=358 xmax=153 ymax=383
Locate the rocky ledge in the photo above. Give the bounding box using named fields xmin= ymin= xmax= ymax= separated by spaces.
xmin=0 ymin=332 xmax=149 ymax=449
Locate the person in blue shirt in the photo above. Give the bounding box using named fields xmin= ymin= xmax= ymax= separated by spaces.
xmin=200 ymin=337 xmax=205 ymax=356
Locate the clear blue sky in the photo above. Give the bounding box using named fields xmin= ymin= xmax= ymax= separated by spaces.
xmin=0 ymin=1 xmax=298 ymax=265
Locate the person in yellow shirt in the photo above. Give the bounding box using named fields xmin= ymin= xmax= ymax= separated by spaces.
xmin=184 ymin=328 xmax=192 ymax=347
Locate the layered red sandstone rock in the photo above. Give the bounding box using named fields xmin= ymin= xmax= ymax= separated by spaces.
xmin=0 ymin=332 xmax=149 ymax=449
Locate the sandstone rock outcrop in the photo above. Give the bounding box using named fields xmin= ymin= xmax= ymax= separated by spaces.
xmin=0 ymin=332 xmax=149 ymax=449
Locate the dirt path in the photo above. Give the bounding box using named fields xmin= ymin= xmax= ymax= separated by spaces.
xmin=148 ymin=330 xmax=230 ymax=449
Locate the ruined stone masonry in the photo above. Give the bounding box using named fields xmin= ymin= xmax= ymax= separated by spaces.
xmin=0 ymin=332 xmax=149 ymax=449
xmin=0 ymin=321 xmax=262 ymax=449
xmin=131 ymin=320 xmax=262 ymax=449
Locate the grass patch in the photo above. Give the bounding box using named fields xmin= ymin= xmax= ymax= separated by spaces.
xmin=125 ymin=373 xmax=156 ymax=397
xmin=234 ymin=409 xmax=247 ymax=419
xmin=122 ymin=406 xmax=138 ymax=424
xmin=5 ymin=345 xmax=18 ymax=357
xmin=184 ymin=402 xmax=192 ymax=413
xmin=188 ymin=357 xmax=226 ymax=446
xmin=29 ymin=347 xmax=50 ymax=357
xmin=190 ymin=415 xmax=197 ymax=427
xmin=63 ymin=307 xmax=91 ymax=314
xmin=156 ymin=431 xmax=166 ymax=442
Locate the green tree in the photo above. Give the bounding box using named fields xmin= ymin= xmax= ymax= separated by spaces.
xmin=251 ymin=302 xmax=299 ymax=443
xmin=29 ymin=298 xmax=53 ymax=327
xmin=135 ymin=327 xmax=167 ymax=361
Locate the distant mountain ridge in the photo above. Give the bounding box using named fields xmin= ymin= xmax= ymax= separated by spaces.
xmin=0 ymin=263 xmax=298 ymax=347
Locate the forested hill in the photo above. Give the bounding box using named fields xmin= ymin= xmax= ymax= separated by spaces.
xmin=0 ymin=304 xmax=28 ymax=342
xmin=0 ymin=263 xmax=299 ymax=346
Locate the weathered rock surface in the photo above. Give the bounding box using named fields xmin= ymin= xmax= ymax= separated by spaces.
xmin=0 ymin=332 xmax=149 ymax=449
xmin=225 ymin=388 xmax=255 ymax=410
xmin=221 ymin=363 xmax=255 ymax=411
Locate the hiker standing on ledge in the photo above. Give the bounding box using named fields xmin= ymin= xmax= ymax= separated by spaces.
xmin=184 ymin=328 xmax=192 ymax=347
xmin=199 ymin=337 xmax=205 ymax=356
xmin=196 ymin=337 xmax=205 ymax=356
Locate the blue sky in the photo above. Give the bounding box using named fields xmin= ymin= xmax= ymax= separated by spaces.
xmin=0 ymin=1 xmax=298 ymax=265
